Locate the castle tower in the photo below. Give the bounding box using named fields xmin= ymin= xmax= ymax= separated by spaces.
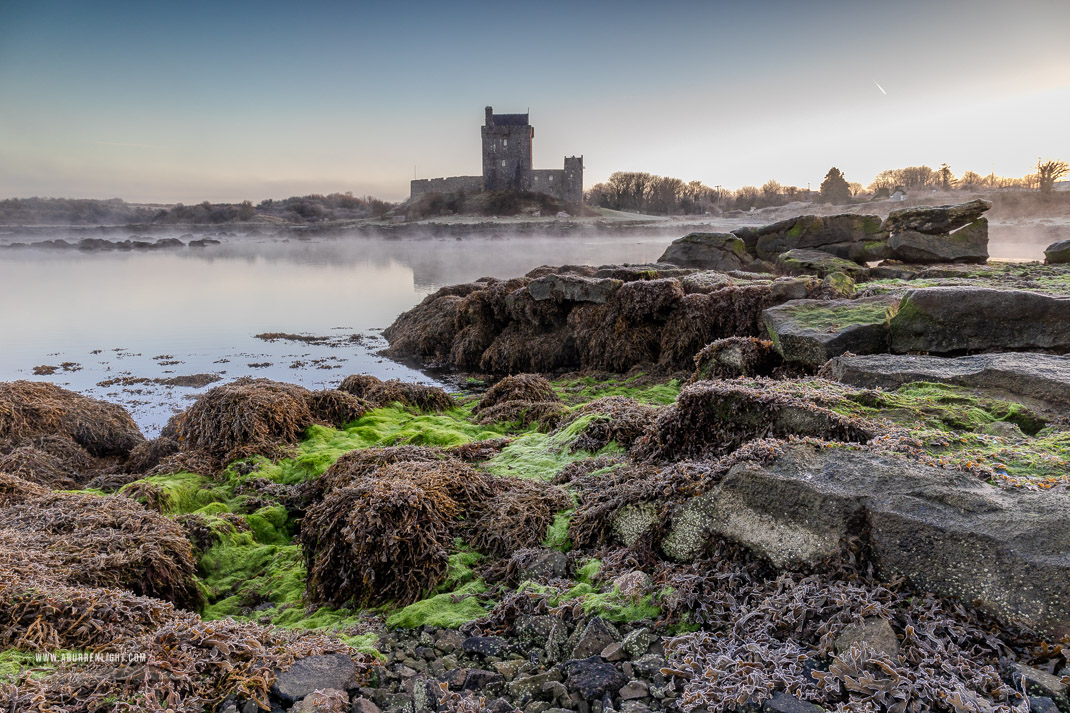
xmin=563 ymin=156 xmax=584 ymax=204
xmin=481 ymin=106 xmax=533 ymax=192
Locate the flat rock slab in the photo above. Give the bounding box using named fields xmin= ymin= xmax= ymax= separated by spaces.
xmin=887 ymin=217 xmax=989 ymax=264
xmin=527 ymin=274 xmax=623 ymax=304
xmin=762 ymin=295 xmax=900 ymax=367
xmin=661 ymin=445 xmax=1070 ymax=637
xmin=884 ymin=198 xmax=991 ymax=235
xmin=819 ymin=352 xmax=1070 ymax=408
xmin=775 ymin=248 xmax=870 ymax=279
xmin=889 ymin=287 xmax=1070 ymax=354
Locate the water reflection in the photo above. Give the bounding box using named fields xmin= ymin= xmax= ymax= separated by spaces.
xmin=0 ymin=234 xmax=678 ymax=433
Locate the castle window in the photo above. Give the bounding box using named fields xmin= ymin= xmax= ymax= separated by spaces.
xmin=549 ymin=175 xmax=554 ymax=182
xmin=501 ymin=160 xmax=506 ymax=167
xmin=503 ymin=138 xmax=508 ymax=148
xmin=534 ymin=176 xmax=539 ymax=182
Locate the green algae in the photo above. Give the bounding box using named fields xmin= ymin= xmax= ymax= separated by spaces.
xmin=552 ymin=375 xmax=681 ymax=406
xmin=542 ymin=508 xmax=574 ymax=552
xmin=787 ymin=301 xmax=895 ymax=331
xmin=385 ymin=580 xmax=490 ymax=629
xmin=484 ymin=416 xmax=623 ymax=481
xmin=768 ymin=379 xmax=1068 ymax=482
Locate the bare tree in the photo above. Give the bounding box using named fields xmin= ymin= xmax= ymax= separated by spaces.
xmin=1037 ymin=159 xmax=1069 ymax=195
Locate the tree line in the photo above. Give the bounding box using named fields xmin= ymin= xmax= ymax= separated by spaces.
xmin=586 ymin=159 xmax=1069 ymax=215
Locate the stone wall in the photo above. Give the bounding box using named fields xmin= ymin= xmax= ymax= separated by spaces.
xmin=409 ymin=176 xmax=484 ymax=197
xmin=522 ymin=169 xmax=566 ymax=199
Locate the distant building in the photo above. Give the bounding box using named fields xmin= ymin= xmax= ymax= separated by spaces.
xmin=890 ymin=187 xmax=908 ymax=202
xmin=410 ymin=107 xmax=583 ymax=204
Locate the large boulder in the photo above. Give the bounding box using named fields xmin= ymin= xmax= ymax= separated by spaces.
xmin=883 ymin=198 xmax=992 ymax=234
xmin=527 ymin=274 xmax=623 ymax=304
xmin=887 ymin=217 xmax=989 ymax=264
xmin=888 ymin=287 xmax=1070 ymax=354
xmin=660 ymin=445 xmax=1070 ymax=637
xmin=762 ymin=295 xmax=899 ymax=367
xmin=1044 ymin=239 xmax=1070 ymax=265
xmin=657 ymin=232 xmax=750 ymax=271
xmin=819 ymin=352 xmax=1070 ymax=409
xmin=735 ymin=214 xmax=888 ymax=263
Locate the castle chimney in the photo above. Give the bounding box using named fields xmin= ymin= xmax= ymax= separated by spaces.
xmin=485 ymin=106 xmax=493 ymax=126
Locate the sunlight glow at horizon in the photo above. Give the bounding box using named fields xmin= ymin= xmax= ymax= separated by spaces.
xmin=1 ymin=0 xmax=1068 ymax=203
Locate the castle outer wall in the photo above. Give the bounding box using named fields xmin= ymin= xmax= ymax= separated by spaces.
xmin=409 ymin=107 xmax=582 ymax=203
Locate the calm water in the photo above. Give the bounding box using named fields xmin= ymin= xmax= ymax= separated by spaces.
xmin=0 ymin=234 xmax=678 ymax=434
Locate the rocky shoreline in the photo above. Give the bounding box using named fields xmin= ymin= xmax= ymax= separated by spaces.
xmin=1 ymin=200 xmax=1069 ymax=712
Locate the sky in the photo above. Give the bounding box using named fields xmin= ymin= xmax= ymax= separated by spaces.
xmin=1 ymin=0 xmax=1068 ymax=203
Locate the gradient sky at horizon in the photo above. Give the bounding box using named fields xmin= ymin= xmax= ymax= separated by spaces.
xmin=1 ymin=0 xmax=1068 ymax=203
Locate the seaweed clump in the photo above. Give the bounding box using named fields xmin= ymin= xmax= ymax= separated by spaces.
xmin=0 ymin=380 xmax=144 ymax=457
xmin=691 ymin=336 xmax=783 ymax=381
xmin=556 ymin=396 xmax=662 ymax=453
xmin=0 ymin=603 xmax=369 ymax=713
xmin=472 ymin=374 xmax=568 ymax=429
xmin=164 ymin=378 xmax=316 ymax=465
xmin=338 ymin=373 xmax=455 ymax=412
xmin=301 ymin=456 xmax=501 ymax=607
xmin=0 ymin=479 xmax=203 ymax=610
xmin=633 ymin=379 xmax=875 ymax=462
xmin=302 ymin=448 xmax=570 ymax=607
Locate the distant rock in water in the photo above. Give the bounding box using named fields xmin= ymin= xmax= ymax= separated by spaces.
xmin=732 ymin=213 xmax=888 ymax=263
xmin=887 ymin=217 xmax=989 ymax=264
xmin=1045 ymin=239 xmax=1070 ymax=264
xmin=656 ymin=232 xmax=752 ymax=271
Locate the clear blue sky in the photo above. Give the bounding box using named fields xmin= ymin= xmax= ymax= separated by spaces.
xmin=1 ymin=0 xmax=1067 ymax=202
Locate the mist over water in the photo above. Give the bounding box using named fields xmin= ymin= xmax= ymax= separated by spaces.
xmin=0 ymin=233 xmax=678 ymax=433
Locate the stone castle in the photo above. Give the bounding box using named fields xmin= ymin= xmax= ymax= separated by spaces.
xmin=410 ymin=106 xmax=583 ymax=204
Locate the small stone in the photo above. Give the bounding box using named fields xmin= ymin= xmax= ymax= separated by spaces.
xmin=293 ymin=688 xmax=349 ymax=713
xmin=542 ymin=680 xmax=570 ymax=706
xmin=352 ymin=697 xmax=382 ymax=713
xmin=464 ymin=669 xmax=506 ymax=692
xmin=1006 ymin=662 xmax=1068 ymax=703
xmin=618 ymin=680 xmax=648 ymax=700
xmin=395 ymin=664 xmax=417 ymax=679
xmin=600 ymin=642 xmax=626 ymax=662
xmin=273 ymin=654 xmax=358 ymax=704
xmin=464 ymin=636 xmax=508 ymax=657
xmin=564 ymin=656 xmax=629 ymax=701
xmin=509 ymin=669 xmax=564 ymax=698
xmin=493 ymin=659 xmax=526 ymax=679
xmin=619 ymin=703 xmax=651 ymax=713
xmin=621 ymin=628 xmax=654 ymax=659
xmin=762 ymin=691 xmax=824 ymax=713
xmin=571 ymin=618 xmax=621 ymax=660
xmin=525 ymin=702 xmax=551 ymax=713
xmin=1029 ymin=697 xmax=1059 ymax=713
xmin=437 ymin=630 xmax=465 ymax=654
xmin=833 ymin=618 xmax=899 ymax=658
xmin=486 ymin=699 xmax=518 ymax=713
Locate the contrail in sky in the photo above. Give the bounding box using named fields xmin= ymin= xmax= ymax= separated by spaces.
xmin=873 ymin=80 xmax=887 ymax=96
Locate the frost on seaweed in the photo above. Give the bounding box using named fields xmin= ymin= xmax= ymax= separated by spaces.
xmin=0 ymin=477 xmax=203 ymax=610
